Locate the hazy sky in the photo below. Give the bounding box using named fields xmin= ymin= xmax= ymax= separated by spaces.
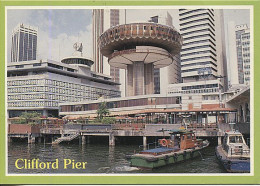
xmin=6 ymin=8 xmax=250 ymax=62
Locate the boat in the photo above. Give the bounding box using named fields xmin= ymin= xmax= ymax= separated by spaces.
xmin=215 ymin=131 xmax=250 ymax=173
xmin=128 ymin=129 xmax=210 ymax=169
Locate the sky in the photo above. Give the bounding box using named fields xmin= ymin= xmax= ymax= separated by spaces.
xmin=6 ymin=8 xmax=250 ymax=63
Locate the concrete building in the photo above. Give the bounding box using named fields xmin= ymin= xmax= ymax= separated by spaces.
xmin=166 ymin=9 xmax=228 ymax=110
xmin=227 ymin=23 xmax=250 ymax=86
xmin=92 ymin=9 xmax=104 ymax=74
xmin=7 ymin=45 xmax=120 ymax=118
xmin=99 ymin=22 xmax=182 ymax=97
xmin=148 ymin=14 xmax=182 ymax=95
xmin=92 ymin=9 xmax=123 ymax=93
xmin=11 ymin=23 xmax=37 ymax=62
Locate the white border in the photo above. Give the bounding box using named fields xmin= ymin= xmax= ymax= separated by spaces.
xmin=5 ymin=5 xmax=254 ymax=177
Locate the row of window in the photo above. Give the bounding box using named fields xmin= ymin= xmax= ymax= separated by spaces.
xmin=180 ymin=12 xmax=214 ymax=24
xmin=8 ymin=101 xmax=58 ymax=108
xmin=181 ymin=55 xmax=216 ymax=62
xmin=8 ymin=79 xmax=120 ymax=97
xmin=168 ymin=87 xmax=219 ymax=95
xmin=181 ymin=50 xmax=216 ymax=58
xmin=243 ymin=53 xmax=250 ymax=57
xmin=182 ymin=39 xmax=216 ymax=47
xmin=182 ymin=27 xmax=215 ymax=38
xmin=182 ymin=67 xmax=216 ymax=73
xmin=180 ymin=18 xmax=215 ymax=28
xmin=184 ymin=33 xmax=216 ymax=42
xmin=7 ymin=79 xmax=44 ymax=86
xmin=181 ymin=61 xmax=217 ymax=68
xmin=181 ymin=44 xmax=216 ymax=52
xmin=244 ymin=59 xmax=250 ymax=63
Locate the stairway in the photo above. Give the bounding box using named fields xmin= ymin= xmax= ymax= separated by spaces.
xmin=52 ymin=133 xmax=80 ymax=144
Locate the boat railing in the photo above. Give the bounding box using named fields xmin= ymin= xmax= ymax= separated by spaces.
xmin=138 ymin=141 xmax=158 ymax=151
xmin=230 ymin=148 xmax=250 ymax=156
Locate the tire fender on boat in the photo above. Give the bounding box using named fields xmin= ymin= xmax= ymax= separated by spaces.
xmin=190 ymin=151 xmax=194 ymax=158
xmin=164 ymin=155 xmax=169 ymax=161
xmin=183 ymin=151 xmax=187 ymax=159
xmin=173 ymin=153 xmax=178 ymax=162
xmin=160 ymin=139 xmax=168 ymax=147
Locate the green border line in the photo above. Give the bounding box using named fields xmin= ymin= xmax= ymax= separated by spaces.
xmin=0 ymin=0 xmax=259 ymax=184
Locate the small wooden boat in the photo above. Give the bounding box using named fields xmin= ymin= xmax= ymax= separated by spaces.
xmin=215 ymin=131 xmax=250 ymax=173
xmin=128 ymin=129 xmax=209 ymax=169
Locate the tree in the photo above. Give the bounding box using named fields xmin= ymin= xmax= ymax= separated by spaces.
xmin=96 ymin=102 xmax=110 ymax=121
xmin=19 ymin=112 xmax=42 ymax=125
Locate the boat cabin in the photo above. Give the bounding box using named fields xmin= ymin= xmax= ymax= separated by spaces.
xmin=159 ymin=130 xmax=199 ymax=150
xmin=222 ymin=131 xmax=250 ymax=158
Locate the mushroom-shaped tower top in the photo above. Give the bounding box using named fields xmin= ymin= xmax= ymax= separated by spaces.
xmin=99 ymin=22 xmax=183 ymax=57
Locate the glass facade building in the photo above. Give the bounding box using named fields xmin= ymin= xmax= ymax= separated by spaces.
xmin=7 ymin=60 xmax=120 ymax=117
xmin=11 ymin=24 xmax=37 ymax=62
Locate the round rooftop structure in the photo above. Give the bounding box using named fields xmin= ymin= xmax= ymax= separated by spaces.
xmin=61 ymin=56 xmax=94 ymax=67
xmin=99 ymin=22 xmax=182 ymax=57
xmin=99 ymin=22 xmax=183 ymax=97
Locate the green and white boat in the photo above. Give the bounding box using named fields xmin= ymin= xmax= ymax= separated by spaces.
xmin=128 ymin=130 xmax=209 ymax=169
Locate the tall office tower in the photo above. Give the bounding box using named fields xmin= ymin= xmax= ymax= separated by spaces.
xmin=227 ymin=23 xmax=250 ymax=86
xmin=92 ymin=9 xmax=104 ymax=73
xmin=148 ymin=13 xmax=182 ymax=95
xmin=179 ymin=9 xmax=227 ymax=90
xmin=109 ymin=9 xmax=120 ymax=86
xmin=92 ymin=9 xmax=122 ymax=91
xmin=11 ymin=23 xmax=37 ymax=62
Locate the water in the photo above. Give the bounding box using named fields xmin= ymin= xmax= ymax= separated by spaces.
xmin=8 ymin=141 xmax=226 ymax=174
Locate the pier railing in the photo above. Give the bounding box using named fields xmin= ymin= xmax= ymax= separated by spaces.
xmin=111 ymin=123 xmax=145 ymax=130
xmin=187 ymin=123 xmax=218 ymax=130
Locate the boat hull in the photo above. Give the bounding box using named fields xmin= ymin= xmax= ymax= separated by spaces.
xmin=130 ymin=148 xmax=203 ymax=169
xmin=215 ymin=146 xmax=250 ymax=173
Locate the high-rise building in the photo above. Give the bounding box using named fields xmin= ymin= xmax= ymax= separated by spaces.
xmin=92 ymin=9 xmax=122 ymax=91
xmin=92 ymin=9 xmax=104 ymax=73
xmin=11 ymin=23 xmax=37 ymax=62
xmin=227 ymin=23 xmax=250 ymax=86
xmin=109 ymin=10 xmax=120 ymax=87
xmin=167 ymin=9 xmax=228 ymax=110
xmin=148 ymin=13 xmax=182 ymax=95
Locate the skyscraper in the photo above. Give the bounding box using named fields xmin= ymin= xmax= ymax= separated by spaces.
xmin=92 ymin=9 xmax=121 ymax=90
xmin=227 ymin=23 xmax=250 ymax=86
xmin=11 ymin=23 xmax=37 ymax=62
xmin=109 ymin=9 xmax=120 ymax=86
xmin=148 ymin=13 xmax=182 ymax=95
xmin=178 ymin=9 xmax=227 ymax=89
xmin=92 ymin=9 xmax=104 ymax=73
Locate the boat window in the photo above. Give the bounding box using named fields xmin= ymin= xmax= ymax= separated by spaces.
xmin=229 ymin=136 xmax=243 ymax=143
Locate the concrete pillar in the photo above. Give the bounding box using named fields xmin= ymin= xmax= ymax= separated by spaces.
xmin=87 ymin=136 xmax=90 ymax=144
xmin=109 ymin=133 xmax=115 ymax=146
xmin=82 ymin=135 xmax=86 ymax=145
xmin=143 ymin=136 xmax=147 ymax=149
xmin=218 ymin=136 xmax=222 ymax=145
xmin=28 ymin=134 xmax=35 ymax=144
xmin=144 ymin=63 xmax=154 ymax=95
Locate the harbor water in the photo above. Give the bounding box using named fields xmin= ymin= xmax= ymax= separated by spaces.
xmin=8 ymin=139 xmax=226 ymax=174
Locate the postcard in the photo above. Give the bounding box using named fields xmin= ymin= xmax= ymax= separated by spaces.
xmin=0 ymin=0 xmax=259 ymax=185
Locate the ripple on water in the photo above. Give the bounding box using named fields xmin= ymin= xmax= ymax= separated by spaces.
xmin=8 ymin=142 xmax=225 ymax=174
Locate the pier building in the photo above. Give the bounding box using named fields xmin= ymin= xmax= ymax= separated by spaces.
xmin=98 ymin=22 xmax=183 ymax=96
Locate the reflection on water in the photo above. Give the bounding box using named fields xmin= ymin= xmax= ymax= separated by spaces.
xmin=8 ymin=142 xmax=226 ymax=174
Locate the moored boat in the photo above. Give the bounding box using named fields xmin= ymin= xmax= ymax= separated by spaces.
xmin=128 ymin=129 xmax=209 ymax=169
xmin=215 ymin=131 xmax=250 ymax=173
